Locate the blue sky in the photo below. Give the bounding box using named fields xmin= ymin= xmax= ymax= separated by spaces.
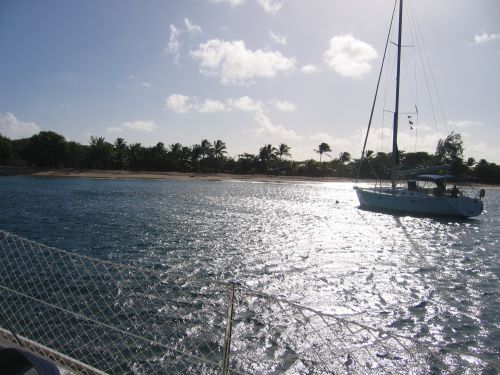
xmin=1 ymin=0 xmax=499 ymax=162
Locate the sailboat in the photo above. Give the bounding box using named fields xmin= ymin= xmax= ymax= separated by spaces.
xmin=354 ymin=0 xmax=484 ymax=218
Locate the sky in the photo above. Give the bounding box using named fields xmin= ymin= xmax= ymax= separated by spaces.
xmin=1 ymin=0 xmax=499 ymax=162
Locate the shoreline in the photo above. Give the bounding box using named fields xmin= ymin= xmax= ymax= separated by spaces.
xmin=1 ymin=166 xmax=499 ymax=188
xmin=0 ymin=167 xmax=354 ymax=184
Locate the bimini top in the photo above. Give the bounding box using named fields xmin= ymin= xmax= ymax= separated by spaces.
xmin=416 ymin=174 xmax=458 ymax=182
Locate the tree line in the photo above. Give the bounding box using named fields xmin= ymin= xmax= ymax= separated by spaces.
xmin=0 ymin=130 xmax=499 ymax=182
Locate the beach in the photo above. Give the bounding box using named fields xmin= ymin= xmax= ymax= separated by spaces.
xmin=0 ymin=167 xmax=353 ymax=183
xmin=2 ymin=167 xmax=499 ymax=189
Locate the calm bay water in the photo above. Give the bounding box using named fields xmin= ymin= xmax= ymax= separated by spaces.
xmin=0 ymin=176 xmax=498 ymax=362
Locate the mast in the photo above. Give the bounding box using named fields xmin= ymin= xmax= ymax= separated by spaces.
xmin=391 ymin=0 xmax=403 ymax=188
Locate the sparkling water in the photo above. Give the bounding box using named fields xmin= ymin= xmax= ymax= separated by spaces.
xmin=0 ymin=176 xmax=498 ymax=363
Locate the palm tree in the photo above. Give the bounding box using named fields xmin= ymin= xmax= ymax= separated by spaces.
xmin=168 ymin=142 xmax=183 ymax=171
xmin=315 ymin=142 xmax=331 ymax=162
xmin=338 ymin=151 xmax=351 ymax=164
xmin=169 ymin=142 xmax=182 ymax=154
xmin=150 ymin=142 xmax=167 ymax=170
xmin=276 ymin=143 xmax=291 ymax=160
xmin=128 ymin=143 xmax=144 ymax=170
xmin=191 ymin=144 xmax=203 ymax=170
xmin=200 ymin=139 xmax=211 ymax=160
xmin=88 ymin=136 xmax=113 ymax=169
xmin=113 ymin=137 xmax=128 ymax=169
xmin=213 ymin=140 xmax=227 ymax=159
xmin=259 ymin=144 xmax=276 ymax=171
xmin=259 ymin=144 xmax=275 ymax=161
xmin=467 ymin=157 xmax=476 ymax=167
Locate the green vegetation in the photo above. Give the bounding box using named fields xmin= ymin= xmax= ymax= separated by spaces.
xmin=315 ymin=142 xmax=332 ymax=162
xmin=0 ymin=130 xmax=499 ymax=183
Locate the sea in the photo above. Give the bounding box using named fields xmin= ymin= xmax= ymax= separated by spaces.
xmin=0 ymin=175 xmax=498 ymax=369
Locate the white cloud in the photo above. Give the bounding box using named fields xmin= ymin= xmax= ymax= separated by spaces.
xmin=448 ymin=120 xmax=483 ymax=129
xmin=307 ymin=132 xmax=355 ymax=156
xmin=228 ymin=96 xmax=263 ymax=111
xmin=275 ymin=100 xmax=297 ymax=112
xmin=184 ymin=18 xmax=202 ymax=35
xmin=121 ymin=120 xmax=158 ymax=132
xmin=106 ymin=126 xmax=123 ymax=133
xmin=209 ymin=0 xmax=245 ymax=6
xmin=166 ymin=18 xmax=202 ymax=63
xmin=365 ymin=126 xmax=442 ymax=156
xmin=166 ymin=24 xmax=181 ymax=62
xmin=166 ymin=94 xmax=261 ymax=113
xmin=465 ymin=142 xmax=500 ymax=163
xmin=474 ymin=32 xmax=500 ymax=44
xmin=164 ymin=93 xmax=300 ymax=140
xmin=191 ymin=39 xmax=296 ymax=85
xmin=166 ymin=93 xmax=298 ymax=116
xmin=361 ymin=125 xmax=500 ymax=164
xmin=256 ymin=0 xmax=284 ymax=14
xmin=141 ymin=82 xmax=152 ymax=87
xmin=198 ymin=99 xmax=228 ymax=113
xmin=301 ymin=64 xmax=321 ymax=74
xmin=269 ymin=31 xmax=287 ymax=45
xmin=165 ymin=94 xmax=192 ymax=113
xmin=324 ymin=34 xmax=377 ymax=78
xmin=0 ymin=112 xmax=40 ymax=139
xmin=254 ymin=109 xmax=302 ymax=139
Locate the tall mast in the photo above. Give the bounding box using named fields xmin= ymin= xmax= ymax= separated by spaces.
xmin=391 ymin=0 xmax=403 ymax=188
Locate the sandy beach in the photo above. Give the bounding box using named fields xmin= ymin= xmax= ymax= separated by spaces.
xmin=1 ymin=167 xmax=498 ymax=188
xmin=0 ymin=167 xmax=352 ymax=183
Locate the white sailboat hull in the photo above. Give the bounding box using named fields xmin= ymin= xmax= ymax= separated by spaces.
xmin=354 ymin=187 xmax=483 ymax=218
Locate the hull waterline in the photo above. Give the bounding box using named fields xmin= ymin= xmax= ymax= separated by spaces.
xmin=354 ymin=187 xmax=483 ymax=218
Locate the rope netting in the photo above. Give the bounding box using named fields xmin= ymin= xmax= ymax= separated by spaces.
xmin=0 ymin=230 xmax=497 ymax=374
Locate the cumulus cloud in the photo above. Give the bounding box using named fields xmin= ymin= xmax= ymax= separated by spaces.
xmin=228 ymin=96 xmax=263 ymax=111
xmin=254 ymin=109 xmax=301 ymax=139
xmin=301 ymin=64 xmax=321 ymax=74
xmin=166 ymin=94 xmax=261 ymax=113
xmin=474 ymin=32 xmax=500 ymax=44
xmin=256 ymin=0 xmax=284 ymax=14
xmin=364 ymin=125 xmax=442 ymax=156
xmin=165 ymin=93 xmax=301 ymax=139
xmin=141 ymin=82 xmax=152 ymax=87
xmin=275 ymin=100 xmax=297 ymax=112
xmin=184 ymin=18 xmax=202 ymax=35
xmin=269 ymin=31 xmax=287 ymax=45
xmin=307 ymin=132 xmax=356 ymax=156
xmin=191 ymin=39 xmax=296 ymax=85
xmin=465 ymin=142 xmax=500 ymax=163
xmin=165 ymin=94 xmax=193 ymax=113
xmin=198 ymin=99 xmax=228 ymax=113
xmin=121 ymin=120 xmax=158 ymax=132
xmin=166 ymin=94 xmax=298 ymax=115
xmin=0 ymin=112 xmax=40 ymax=139
xmin=363 ymin=125 xmax=500 ymax=164
xmin=324 ymin=34 xmax=377 ymax=78
xmin=166 ymin=25 xmax=182 ymax=62
xmin=166 ymin=18 xmax=202 ymax=63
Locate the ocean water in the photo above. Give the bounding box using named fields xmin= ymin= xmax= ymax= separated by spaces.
xmin=0 ymin=176 xmax=498 ymax=364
